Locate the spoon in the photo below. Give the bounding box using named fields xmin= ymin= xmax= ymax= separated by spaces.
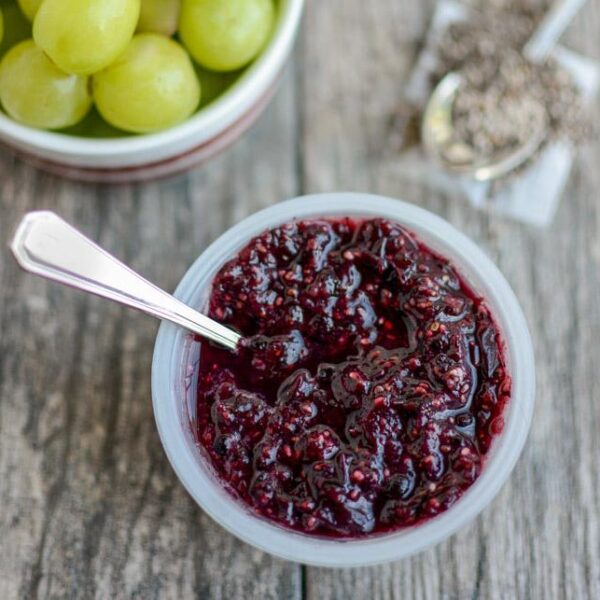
xmin=10 ymin=211 xmax=242 ymax=351
xmin=421 ymin=0 xmax=588 ymax=182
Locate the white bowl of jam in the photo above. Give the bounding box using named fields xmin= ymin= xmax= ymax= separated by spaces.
xmin=151 ymin=193 xmax=535 ymax=566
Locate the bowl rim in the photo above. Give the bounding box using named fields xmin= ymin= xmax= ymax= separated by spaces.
xmin=151 ymin=193 xmax=536 ymax=567
xmin=0 ymin=0 xmax=304 ymax=158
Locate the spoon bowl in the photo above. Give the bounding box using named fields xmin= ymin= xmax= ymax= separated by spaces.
xmin=422 ymin=0 xmax=587 ymax=181
xmin=421 ymin=72 xmax=548 ymax=182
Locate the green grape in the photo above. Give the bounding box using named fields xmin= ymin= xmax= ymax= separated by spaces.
xmin=33 ymin=0 xmax=140 ymax=75
xmin=0 ymin=8 xmax=3 ymax=46
xmin=179 ymin=0 xmax=275 ymax=72
xmin=0 ymin=39 xmax=92 ymax=129
xmin=0 ymin=3 xmax=31 ymax=57
xmin=17 ymin=0 xmax=43 ymax=21
xmin=93 ymin=34 xmax=200 ymax=133
xmin=137 ymin=0 xmax=180 ymax=37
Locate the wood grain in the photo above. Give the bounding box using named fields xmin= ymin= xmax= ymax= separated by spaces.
xmin=302 ymin=2 xmax=600 ymax=599
xmin=1 ymin=0 xmax=599 ymax=598
xmin=0 ymin=65 xmax=302 ymax=600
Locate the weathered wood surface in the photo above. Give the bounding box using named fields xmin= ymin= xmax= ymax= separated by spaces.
xmin=1 ymin=0 xmax=599 ymax=598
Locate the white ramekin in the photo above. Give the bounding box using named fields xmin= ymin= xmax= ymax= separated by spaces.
xmin=0 ymin=0 xmax=304 ymax=183
xmin=151 ymin=193 xmax=536 ymax=567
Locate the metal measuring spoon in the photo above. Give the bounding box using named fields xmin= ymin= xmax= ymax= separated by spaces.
xmin=10 ymin=211 xmax=242 ymax=351
xmin=421 ymin=0 xmax=588 ymax=182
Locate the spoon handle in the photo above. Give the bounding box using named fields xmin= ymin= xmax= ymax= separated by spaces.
xmin=524 ymin=0 xmax=588 ymax=63
xmin=10 ymin=211 xmax=241 ymax=351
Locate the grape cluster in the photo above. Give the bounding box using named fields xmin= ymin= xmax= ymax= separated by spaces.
xmin=0 ymin=0 xmax=275 ymax=133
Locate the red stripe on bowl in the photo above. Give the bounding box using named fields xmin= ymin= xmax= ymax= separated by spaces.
xmin=3 ymin=76 xmax=280 ymax=184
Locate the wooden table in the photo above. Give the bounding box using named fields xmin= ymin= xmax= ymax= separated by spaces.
xmin=1 ymin=1 xmax=599 ymax=598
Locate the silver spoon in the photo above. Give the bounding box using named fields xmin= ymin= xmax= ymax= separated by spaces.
xmin=421 ymin=0 xmax=588 ymax=182
xmin=10 ymin=211 xmax=242 ymax=351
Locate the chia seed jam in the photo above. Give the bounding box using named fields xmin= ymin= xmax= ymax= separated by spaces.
xmin=195 ymin=218 xmax=511 ymax=537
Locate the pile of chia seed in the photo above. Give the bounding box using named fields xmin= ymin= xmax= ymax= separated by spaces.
xmin=433 ymin=0 xmax=590 ymax=162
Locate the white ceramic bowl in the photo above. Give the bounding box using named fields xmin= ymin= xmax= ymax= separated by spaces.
xmin=151 ymin=193 xmax=536 ymax=567
xmin=0 ymin=0 xmax=304 ymax=183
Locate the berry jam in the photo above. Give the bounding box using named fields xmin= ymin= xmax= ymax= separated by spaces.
xmin=196 ymin=218 xmax=511 ymax=537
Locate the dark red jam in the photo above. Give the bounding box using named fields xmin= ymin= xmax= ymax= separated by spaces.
xmin=195 ymin=218 xmax=511 ymax=537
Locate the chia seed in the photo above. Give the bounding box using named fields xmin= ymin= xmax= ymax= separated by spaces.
xmin=433 ymin=0 xmax=591 ymax=164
